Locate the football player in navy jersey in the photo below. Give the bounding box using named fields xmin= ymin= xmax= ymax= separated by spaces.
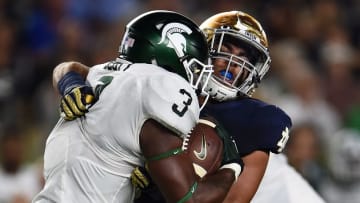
xmin=200 ymin=11 xmax=324 ymax=203
xmin=198 ymin=11 xmax=291 ymax=203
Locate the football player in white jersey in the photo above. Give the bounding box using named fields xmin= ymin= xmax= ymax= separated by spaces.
xmin=33 ymin=10 xmax=243 ymax=203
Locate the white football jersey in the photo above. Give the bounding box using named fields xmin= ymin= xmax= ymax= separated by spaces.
xmin=33 ymin=62 xmax=200 ymax=203
xmin=251 ymin=153 xmax=325 ymax=203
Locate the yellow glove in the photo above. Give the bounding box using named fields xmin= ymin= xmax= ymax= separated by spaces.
xmin=60 ymin=86 xmax=95 ymax=120
xmin=131 ymin=166 xmax=167 ymax=202
xmin=131 ymin=166 xmax=150 ymax=189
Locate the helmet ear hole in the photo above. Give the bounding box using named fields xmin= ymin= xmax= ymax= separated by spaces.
xmin=150 ymin=58 xmax=158 ymax=65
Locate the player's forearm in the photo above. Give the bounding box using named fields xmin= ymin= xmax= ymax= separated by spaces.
xmin=223 ymin=150 xmax=269 ymax=203
xmin=52 ymin=61 xmax=90 ymax=94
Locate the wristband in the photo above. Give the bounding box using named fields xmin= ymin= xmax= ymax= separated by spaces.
xmin=58 ymin=71 xmax=86 ymax=96
xmin=219 ymin=163 xmax=242 ymax=182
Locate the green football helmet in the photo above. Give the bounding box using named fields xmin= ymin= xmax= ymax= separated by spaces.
xmin=118 ymin=10 xmax=213 ymax=101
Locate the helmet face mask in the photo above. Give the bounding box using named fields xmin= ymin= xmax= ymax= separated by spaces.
xmin=200 ymin=11 xmax=271 ymax=101
xmin=184 ymin=57 xmax=213 ymax=92
xmin=119 ymin=10 xmax=213 ymax=105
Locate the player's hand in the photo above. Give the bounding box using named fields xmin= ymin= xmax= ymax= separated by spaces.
xmin=131 ymin=166 xmax=151 ymax=190
xmin=215 ymin=123 xmax=244 ymax=180
xmin=131 ymin=166 xmax=166 ymax=202
xmin=60 ymin=85 xmax=95 ymax=120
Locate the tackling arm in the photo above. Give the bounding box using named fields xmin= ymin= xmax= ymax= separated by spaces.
xmin=52 ymin=61 xmax=90 ymax=95
xmin=223 ymin=150 xmax=269 ymax=203
xmin=140 ymin=119 xmax=236 ymax=203
xmin=52 ymin=61 xmax=94 ymax=120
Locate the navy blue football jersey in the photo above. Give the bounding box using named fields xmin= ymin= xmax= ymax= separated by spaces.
xmin=202 ymin=97 xmax=292 ymax=156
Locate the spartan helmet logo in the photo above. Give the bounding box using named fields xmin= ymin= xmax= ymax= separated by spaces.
xmin=157 ymin=23 xmax=193 ymax=58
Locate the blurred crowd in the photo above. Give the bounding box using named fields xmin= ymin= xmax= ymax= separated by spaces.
xmin=0 ymin=0 xmax=359 ymax=202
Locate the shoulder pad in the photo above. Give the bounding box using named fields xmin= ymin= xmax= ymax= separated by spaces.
xmin=142 ymin=71 xmax=200 ymax=136
xmin=253 ymin=104 xmax=292 ymax=153
xmin=202 ymin=98 xmax=292 ymax=155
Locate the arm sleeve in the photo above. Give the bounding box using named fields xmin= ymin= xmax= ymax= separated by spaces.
xmin=254 ymin=105 xmax=292 ymax=153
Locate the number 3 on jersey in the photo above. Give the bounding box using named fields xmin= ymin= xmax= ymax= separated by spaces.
xmin=172 ymin=89 xmax=192 ymax=117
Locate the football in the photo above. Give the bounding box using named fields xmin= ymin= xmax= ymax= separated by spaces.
xmin=185 ymin=118 xmax=223 ymax=178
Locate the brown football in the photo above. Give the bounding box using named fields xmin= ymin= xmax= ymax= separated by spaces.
xmin=185 ymin=118 xmax=223 ymax=178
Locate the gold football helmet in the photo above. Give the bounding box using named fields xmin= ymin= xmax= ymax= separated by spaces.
xmin=200 ymin=11 xmax=271 ymax=100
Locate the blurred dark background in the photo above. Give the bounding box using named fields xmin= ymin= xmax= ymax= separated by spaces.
xmin=0 ymin=0 xmax=360 ymax=202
